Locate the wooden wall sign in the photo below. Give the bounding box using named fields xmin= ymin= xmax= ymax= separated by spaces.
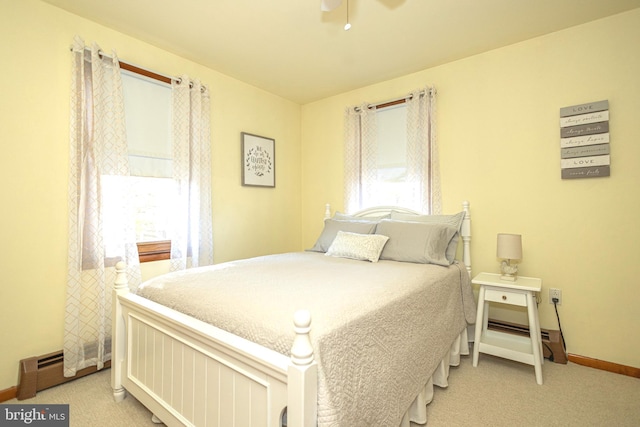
xmin=559 ymin=100 xmax=610 ymax=179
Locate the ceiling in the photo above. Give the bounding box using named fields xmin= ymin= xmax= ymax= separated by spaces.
xmin=41 ymin=0 xmax=640 ymax=104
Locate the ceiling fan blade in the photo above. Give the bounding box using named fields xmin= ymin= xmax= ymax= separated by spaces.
xmin=321 ymin=0 xmax=343 ymax=12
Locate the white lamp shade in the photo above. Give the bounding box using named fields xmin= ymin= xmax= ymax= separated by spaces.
xmin=497 ymin=233 xmax=522 ymax=260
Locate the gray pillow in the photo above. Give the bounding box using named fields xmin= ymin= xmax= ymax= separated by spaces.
xmin=375 ymin=220 xmax=458 ymax=266
xmin=308 ymin=219 xmax=377 ymax=253
xmin=333 ymin=212 xmax=391 ymax=221
xmin=389 ymin=211 xmax=465 ymax=263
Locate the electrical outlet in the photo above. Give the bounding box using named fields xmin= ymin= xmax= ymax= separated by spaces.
xmin=549 ymin=288 xmax=562 ymax=305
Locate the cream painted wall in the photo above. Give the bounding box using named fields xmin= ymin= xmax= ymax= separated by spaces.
xmin=302 ymin=10 xmax=640 ymax=369
xmin=0 ymin=0 xmax=301 ymax=390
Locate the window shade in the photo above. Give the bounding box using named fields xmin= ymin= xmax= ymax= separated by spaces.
xmin=121 ymin=70 xmax=173 ymax=178
xmin=376 ymin=103 xmax=407 ymax=181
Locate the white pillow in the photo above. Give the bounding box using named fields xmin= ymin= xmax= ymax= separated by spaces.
xmin=325 ymin=231 xmax=390 ymax=263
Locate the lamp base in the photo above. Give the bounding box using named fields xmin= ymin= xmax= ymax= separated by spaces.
xmin=500 ymin=260 xmax=519 ymax=281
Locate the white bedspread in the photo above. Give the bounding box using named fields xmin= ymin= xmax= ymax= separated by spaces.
xmin=137 ymin=251 xmax=476 ymax=427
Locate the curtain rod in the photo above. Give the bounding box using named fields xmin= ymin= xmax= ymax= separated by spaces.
xmin=120 ymin=62 xmax=173 ymax=85
xmin=354 ymin=88 xmax=434 ymax=112
xmin=70 ymin=46 xmax=206 ymax=92
xmin=71 ymin=45 xmax=174 ymax=84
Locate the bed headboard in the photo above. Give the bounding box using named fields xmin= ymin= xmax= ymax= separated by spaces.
xmin=324 ymin=201 xmax=472 ymax=276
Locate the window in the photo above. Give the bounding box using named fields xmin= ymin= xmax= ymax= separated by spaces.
xmin=371 ymin=103 xmax=414 ymax=206
xmin=102 ymin=70 xmax=176 ymax=262
xmin=344 ymin=88 xmax=439 ymax=214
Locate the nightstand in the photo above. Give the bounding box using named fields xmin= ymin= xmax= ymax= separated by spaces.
xmin=472 ymin=272 xmax=544 ymax=385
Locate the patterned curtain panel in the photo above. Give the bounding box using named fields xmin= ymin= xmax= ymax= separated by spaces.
xmin=343 ymin=104 xmax=378 ymax=213
xmin=169 ymin=76 xmax=213 ymax=270
xmin=64 ymin=37 xmax=141 ymax=377
xmin=406 ymin=87 xmax=441 ymax=214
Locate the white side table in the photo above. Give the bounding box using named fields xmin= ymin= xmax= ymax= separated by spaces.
xmin=472 ymin=272 xmax=544 ymax=385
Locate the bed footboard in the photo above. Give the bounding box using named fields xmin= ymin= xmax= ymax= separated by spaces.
xmin=111 ymin=262 xmax=317 ymax=427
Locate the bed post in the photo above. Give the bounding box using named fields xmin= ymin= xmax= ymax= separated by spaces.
xmin=111 ymin=261 xmax=129 ymax=402
xmin=461 ymin=201 xmax=471 ymax=277
xmin=287 ymin=310 xmax=317 ymax=427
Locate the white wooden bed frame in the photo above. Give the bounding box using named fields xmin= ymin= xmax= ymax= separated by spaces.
xmin=111 ymin=201 xmax=471 ymax=427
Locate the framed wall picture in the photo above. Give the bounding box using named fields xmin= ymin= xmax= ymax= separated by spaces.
xmin=241 ymin=132 xmax=275 ymax=187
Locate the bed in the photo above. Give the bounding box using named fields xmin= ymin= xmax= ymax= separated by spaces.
xmin=111 ymin=201 xmax=474 ymax=427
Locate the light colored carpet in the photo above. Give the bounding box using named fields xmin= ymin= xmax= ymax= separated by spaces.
xmin=6 ymin=352 xmax=640 ymax=426
xmin=423 ymin=353 xmax=640 ymax=427
xmin=6 ymin=370 xmax=157 ymax=426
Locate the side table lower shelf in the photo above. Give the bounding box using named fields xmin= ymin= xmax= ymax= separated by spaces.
xmin=476 ymin=330 xmax=537 ymax=366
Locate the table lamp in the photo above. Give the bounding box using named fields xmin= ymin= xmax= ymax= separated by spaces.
xmin=497 ymin=233 xmax=522 ymax=281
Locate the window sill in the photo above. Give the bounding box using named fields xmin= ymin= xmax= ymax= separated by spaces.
xmin=137 ymin=240 xmax=171 ymax=263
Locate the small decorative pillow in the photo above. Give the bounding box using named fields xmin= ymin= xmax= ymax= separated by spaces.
xmin=308 ymin=219 xmax=377 ymax=253
xmin=325 ymin=231 xmax=390 ymax=263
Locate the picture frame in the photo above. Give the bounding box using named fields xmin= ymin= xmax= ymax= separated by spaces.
xmin=241 ymin=132 xmax=275 ymax=187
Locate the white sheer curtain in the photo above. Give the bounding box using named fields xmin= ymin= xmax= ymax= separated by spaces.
xmin=343 ymin=87 xmax=440 ymax=214
xmin=170 ymin=76 xmax=213 ymax=270
xmin=65 ymin=37 xmax=141 ymax=377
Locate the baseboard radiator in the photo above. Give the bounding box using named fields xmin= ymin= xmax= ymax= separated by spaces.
xmin=16 ymin=351 xmax=110 ymax=400
xmin=488 ymin=318 xmax=568 ymax=364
